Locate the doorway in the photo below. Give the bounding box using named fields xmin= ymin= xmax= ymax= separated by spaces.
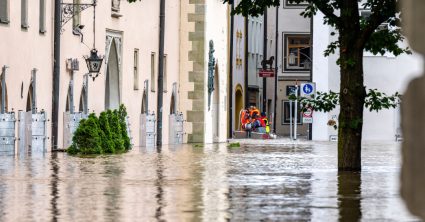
xmin=105 ymin=39 xmax=121 ymax=110
xmin=212 ymin=64 xmax=220 ymax=141
xmin=235 ymin=84 xmax=243 ymax=131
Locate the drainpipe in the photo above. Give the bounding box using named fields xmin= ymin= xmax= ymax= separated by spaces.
xmin=52 ymin=0 xmax=61 ymax=150
xmin=156 ymin=0 xmax=165 ymax=146
xmin=262 ymin=8 xmax=267 ymax=112
xmin=244 ymin=17 xmax=249 ymax=107
xmin=309 ymin=16 xmax=313 ymax=140
xmin=228 ymin=2 xmax=234 ymax=138
xmin=273 ymin=5 xmax=278 ymax=133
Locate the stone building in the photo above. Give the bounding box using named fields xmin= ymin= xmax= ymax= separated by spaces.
xmin=0 ymin=0 xmax=230 ymax=152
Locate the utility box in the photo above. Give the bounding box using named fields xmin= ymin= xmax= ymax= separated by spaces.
xmin=140 ymin=113 xmax=156 ymax=147
xmin=169 ymin=113 xmax=184 ymax=145
xmin=0 ymin=112 xmax=16 ymax=154
xmin=63 ymin=112 xmax=88 ymax=149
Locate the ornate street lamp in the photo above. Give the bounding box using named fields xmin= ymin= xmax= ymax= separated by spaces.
xmin=84 ymin=49 xmax=103 ymax=79
xmin=61 ymin=0 xmax=103 ymax=80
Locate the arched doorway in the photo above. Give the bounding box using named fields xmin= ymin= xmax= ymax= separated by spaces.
xmin=0 ymin=82 xmax=8 ymax=113
xmin=26 ymin=83 xmax=35 ymax=113
xmin=141 ymin=91 xmax=147 ymax=114
xmin=105 ymin=40 xmax=120 ymax=110
xmin=170 ymin=93 xmax=176 ymax=115
xmin=65 ymin=92 xmax=70 ymax=112
xmin=212 ymin=64 xmax=220 ymax=141
xmin=235 ymin=84 xmax=243 ymax=131
xmin=79 ymin=87 xmax=87 ymax=113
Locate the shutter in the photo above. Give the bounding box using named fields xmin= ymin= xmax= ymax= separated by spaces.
xmin=21 ymin=0 xmax=28 ymax=28
xmin=0 ymin=0 xmax=9 ymax=24
xmin=39 ymin=0 xmax=46 ymax=33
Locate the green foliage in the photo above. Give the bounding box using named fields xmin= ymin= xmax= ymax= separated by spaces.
xmin=298 ymin=89 xmax=400 ymax=113
xmin=71 ymin=114 xmax=103 ymax=155
xmin=224 ymin=0 xmax=409 ymax=58
xmin=299 ymin=91 xmax=339 ymax=112
xmin=67 ymin=105 xmax=132 ymax=155
xmin=364 ymin=89 xmax=401 ymax=112
xmin=228 ymin=142 xmax=241 ymax=148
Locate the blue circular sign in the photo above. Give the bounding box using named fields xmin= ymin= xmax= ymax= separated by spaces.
xmin=303 ymin=84 xmax=314 ymax=95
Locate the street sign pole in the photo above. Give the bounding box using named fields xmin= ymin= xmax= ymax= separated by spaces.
xmin=294 ymin=85 xmax=298 ymax=141
xmin=289 ymin=100 xmax=293 ymax=140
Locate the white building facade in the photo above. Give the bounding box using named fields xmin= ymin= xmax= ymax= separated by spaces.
xmin=312 ymin=11 xmax=423 ymax=141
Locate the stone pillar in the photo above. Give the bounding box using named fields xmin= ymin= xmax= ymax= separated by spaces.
xmin=401 ymin=0 xmax=425 ymax=219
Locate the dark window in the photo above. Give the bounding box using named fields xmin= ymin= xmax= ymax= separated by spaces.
xmin=21 ymin=0 xmax=28 ymax=28
xmin=73 ymin=0 xmax=81 ymax=28
xmin=284 ymin=34 xmax=311 ymax=71
xmin=281 ymin=100 xmax=302 ymax=125
xmin=0 ymin=0 xmax=10 ymax=24
xmin=39 ymin=0 xmax=46 ymax=33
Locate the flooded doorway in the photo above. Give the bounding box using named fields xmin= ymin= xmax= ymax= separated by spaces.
xmin=235 ymin=85 xmax=243 ymax=131
xmin=105 ymin=32 xmax=122 ymax=110
xmin=212 ymin=64 xmax=220 ymax=141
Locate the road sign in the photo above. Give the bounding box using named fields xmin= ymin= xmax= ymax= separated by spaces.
xmin=302 ymin=107 xmax=313 ymax=123
xmin=259 ymin=69 xmax=275 ymax=77
xmin=300 ymin=82 xmax=316 ymax=97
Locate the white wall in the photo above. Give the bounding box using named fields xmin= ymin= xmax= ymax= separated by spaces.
xmin=312 ymin=11 xmax=423 ymax=141
xmin=205 ymin=0 xmax=229 ymax=143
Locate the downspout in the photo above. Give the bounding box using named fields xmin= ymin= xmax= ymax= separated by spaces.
xmin=228 ymin=2 xmax=234 ymax=138
xmin=262 ymin=8 xmax=267 ymax=112
xmin=52 ymin=0 xmax=61 ymax=150
xmin=244 ymin=17 xmax=248 ymax=107
xmin=157 ymin=0 xmax=166 ymax=146
xmin=309 ymin=16 xmax=313 ymax=140
xmin=273 ymin=5 xmax=278 ymax=133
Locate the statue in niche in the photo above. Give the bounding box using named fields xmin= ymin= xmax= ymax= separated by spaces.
xmin=401 ymin=0 xmax=425 ymax=220
xmin=208 ymin=40 xmax=215 ymax=111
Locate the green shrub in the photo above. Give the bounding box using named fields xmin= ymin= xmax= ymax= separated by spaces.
xmin=68 ymin=105 xmax=131 ymax=155
xmin=119 ymin=105 xmax=131 ymax=151
xmin=71 ymin=114 xmax=103 ymax=155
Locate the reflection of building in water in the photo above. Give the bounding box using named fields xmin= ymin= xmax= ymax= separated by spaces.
xmin=226 ymin=145 xmax=313 ymax=221
xmin=201 ymin=144 xmax=230 ymax=221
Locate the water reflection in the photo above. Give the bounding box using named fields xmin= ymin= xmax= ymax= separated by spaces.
xmin=0 ymin=142 xmax=418 ymax=221
xmin=338 ymin=171 xmax=362 ymax=222
xmin=50 ymin=152 xmax=60 ymax=222
xmin=155 ymin=151 xmax=165 ymax=221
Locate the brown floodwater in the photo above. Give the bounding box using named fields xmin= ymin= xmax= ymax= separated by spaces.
xmin=0 ymin=141 xmax=420 ymax=221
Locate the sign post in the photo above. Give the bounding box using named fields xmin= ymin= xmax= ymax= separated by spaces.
xmin=300 ymin=82 xmax=316 ymax=140
xmin=302 ymin=107 xmax=313 ymax=124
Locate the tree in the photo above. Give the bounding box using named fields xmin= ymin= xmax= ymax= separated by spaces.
xmin=224 ymin=0 xmax=410 ymax=171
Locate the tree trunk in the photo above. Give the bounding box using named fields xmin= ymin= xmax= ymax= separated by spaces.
xmin=337 ymin=48 xmax=366 ymax=171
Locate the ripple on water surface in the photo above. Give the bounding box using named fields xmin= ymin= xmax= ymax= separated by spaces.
xmin=0 ymin=141 xmax=420 ymax=221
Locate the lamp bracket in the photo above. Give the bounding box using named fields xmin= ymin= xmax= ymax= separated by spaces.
xmin=60 ymin=1 xmax=96 ymax=33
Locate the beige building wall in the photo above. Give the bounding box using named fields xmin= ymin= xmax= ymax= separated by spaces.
xmin=0 ymin=0 xmax=54 ymax=145
xmin=59 ymin=0 xmax=182 ymax=147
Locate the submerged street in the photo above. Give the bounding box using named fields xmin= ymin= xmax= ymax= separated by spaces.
xmin=0 ymin=141 xmax=419 ymax=221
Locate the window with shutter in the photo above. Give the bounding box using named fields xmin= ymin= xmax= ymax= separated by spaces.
xmin=39 ymin=0 xmax=46 ymax=33
xmin=21 ymin=0 xmax=28 ymax=28
xmin=0 ymin=0 xmax=9 ymax=24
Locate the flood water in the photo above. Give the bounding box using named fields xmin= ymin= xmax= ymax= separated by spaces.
xmin=0 ymin=141 xmax=420 ymax=221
